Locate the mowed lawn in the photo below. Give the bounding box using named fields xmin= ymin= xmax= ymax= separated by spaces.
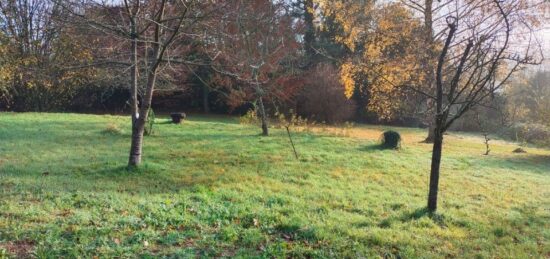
xmin=0 ymin=113 xmax=548 ymax=258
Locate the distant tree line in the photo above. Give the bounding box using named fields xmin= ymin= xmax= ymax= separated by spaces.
xmin=1 ymin=1 xmax=543 ymax=130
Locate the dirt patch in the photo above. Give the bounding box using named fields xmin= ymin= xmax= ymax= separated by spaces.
xmin=0 ymin=240 xmax=35 ymax=258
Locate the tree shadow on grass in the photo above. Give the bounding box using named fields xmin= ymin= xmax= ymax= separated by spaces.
xmin=155 ymin=119 xmax=174 ymax=125
xmin=359 ymin=144 xmax=399 ymax=152
xmin=184 ymin=114 xmax=240 ymax=124
xmin=0 ymin=115 xmax=336 ymax=196
xmin=0 ymin=124 xmax=287 ymax=197
xmin=378 ymin=207 xmax=448 ymax=229
xmin=401 ymin=207 xmax=446 ymax=225
xmin=478 ymin=154 xmax=550 ymax=175
xmin=1 ymin=161 xmax=234 ymax=196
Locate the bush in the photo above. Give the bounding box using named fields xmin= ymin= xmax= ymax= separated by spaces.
xmin=380 ymin=130 xmax=401 ymax=149
xmin=70 ymin=83 xmax=130 ymax=113
xmin=239 ymin=110 xmax=259 ymax=125
xmin=498 ymin=123 xmax=550 ymax=146
xmin=275 ymin=110 xmax=311 ymax=127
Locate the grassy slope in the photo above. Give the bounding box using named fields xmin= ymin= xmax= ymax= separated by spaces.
xmin=0 ymin=113 xmax=548 ymax=258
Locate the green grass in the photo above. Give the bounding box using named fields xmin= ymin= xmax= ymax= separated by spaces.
xmin=0 ymin=112 xmax=549 ymax=258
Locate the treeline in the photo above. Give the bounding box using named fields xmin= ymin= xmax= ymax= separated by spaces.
xmin=0 ymin=0 xmax=547 ymax=136
xmin=0 ymin=0 xmax=358 ymax=124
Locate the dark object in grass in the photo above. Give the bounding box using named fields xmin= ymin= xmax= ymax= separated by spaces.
xmin=512 ymin=148 xmax=527 ymax=153
xmin=170 ymin=112 xmax=186 ymax=124
xmin=380 ymin=130 xmax=401 ymax=149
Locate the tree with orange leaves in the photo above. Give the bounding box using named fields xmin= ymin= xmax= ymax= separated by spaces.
xmin=207 ymin=0 xmax=303 ymax=136
xmin=314 ymin=1 xmax=424 ymax=121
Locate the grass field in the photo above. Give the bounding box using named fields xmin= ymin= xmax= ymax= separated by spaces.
xmin=0 ymin=112 xmax=549 ymax=258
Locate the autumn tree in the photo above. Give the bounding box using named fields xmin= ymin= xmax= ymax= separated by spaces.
xmin=298 ymin=63 xmax=356 ymax=123
xmin=0 ymin=33 xmax=12 ymax=107
xmin=207 ymin=0 xmax=302 ymax=136
xmin=316 ymin=1 xmax=423 ymax=120
xmin=399 ymin=0 xmax=455 ymax=141
xmin=0 ymin=0 xmax=94 ymax=111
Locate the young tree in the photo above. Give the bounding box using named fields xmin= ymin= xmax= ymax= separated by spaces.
xmin=418 ymin=0 xmax=542 ymax=212
xmin=207 ymin=0 xmax=301 ymax=136
xmin=0 ymin=33 xmax=11 ymax=107
xmin=123 ymin=0 xmax=190 ymax=167
xmin=59 ymin=0 xmax=210 ymax=167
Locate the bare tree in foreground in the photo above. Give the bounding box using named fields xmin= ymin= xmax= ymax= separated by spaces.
xmin=123 ymin=0 xmax=190 ymax=167
xmin=59 ymin=0 xmax=210 ymax=167
xmin=417 ymin=0 xmax=542 ymax=212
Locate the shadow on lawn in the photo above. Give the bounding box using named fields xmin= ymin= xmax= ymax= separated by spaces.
xmin=359 ymin=144 xmax=399 ymax=152
xmin=400 ymin=207 xmax=446 ymax=225
xmin=479 ymin=154 xmax=550 ymax=175
xmin=0 ymin=122 xmax=266 ymax=196
xmin=377 ymin=207 xmax=449 ymax=229
xmin=1 ymin=160 xmax=236 ymax=196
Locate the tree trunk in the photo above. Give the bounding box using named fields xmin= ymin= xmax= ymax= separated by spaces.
xmin=126 ymin=0 xmax=178 ymax=168
xmin=424 ymin=123 xmax=435 ymax=143
xmin=427 ymin=127 xmax=443 ymax=212
xmin=128 ymin=117 xmax=146 ymax=167
xmin=128 ymin=72 xmax=156 ymax=167
xmin=257 ymin=97 xmax=269 ymax=136
xmin=303 ymin=0 xmax=316 ymax=65
xmin=127 ymin=18 xmax=141 ymax=168
xmin=422 ymin=0 xmax=435 ymax=144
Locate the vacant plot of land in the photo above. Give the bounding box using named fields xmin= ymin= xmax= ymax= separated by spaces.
xmin=0 ymin=113 xmax=548 ymax=258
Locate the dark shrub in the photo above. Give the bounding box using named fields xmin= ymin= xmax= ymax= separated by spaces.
xmin=381 ymin=130 xmax=401 ymax=149
xmin=297 ymin=63 xmax=356 ymax=124
xmin=70 ymin=83 xmax=130 ymax=113
xmin=170 ymin=112 xmax=186 ymax=124
xmin=512 ymin=148 xmax=527 ymax=153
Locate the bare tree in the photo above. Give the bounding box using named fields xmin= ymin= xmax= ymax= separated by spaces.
xmin=416 ymin=0 xmax=543 ymax=212
xmin=206 ymin=0 xmax=301 ymax=136
xmin=58 ymin=0 xmax=212 ymax=167
xmin=474 ymin=112 xmax=491 ymax=155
